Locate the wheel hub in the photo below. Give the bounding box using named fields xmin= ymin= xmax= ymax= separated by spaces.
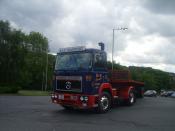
xmin=100 ymin=96 xmax=109 ymax=110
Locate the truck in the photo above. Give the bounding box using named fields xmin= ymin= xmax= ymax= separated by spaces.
xmin=51 ymin=43 xmax=144 ymax=113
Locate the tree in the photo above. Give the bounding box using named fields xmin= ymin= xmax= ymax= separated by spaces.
xmin=0 ymin=21 xmax=27 ymax=86
xmin=0 ymin=20 xmax=55 ymax=91
xmin=22 ymin=32 xmax=49 ymax=90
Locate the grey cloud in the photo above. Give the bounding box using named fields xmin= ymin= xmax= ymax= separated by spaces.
xmin=123 ymin=41 xmax=175 ymax=66
xmin=126 ymin=6 xmax=175 ymax=38
xmin=47 ymin=0 xmax=133 ymax=52
xmin=0 ymin=0 xmax=64 ymax=31
xmin=153 ymin=43 xmax=175 ymax=65
xmin=142 ymin=0 xmax=175 ymax=14
xmin=123 ymin=54 xmax=163 ymax=65
xmin=0 ymin=0 xmax=137 ymax=53
xmin=0 ymin=0 xmax=175 ymax=72
xmin=142 ymin=15 xmax=175 ymax=37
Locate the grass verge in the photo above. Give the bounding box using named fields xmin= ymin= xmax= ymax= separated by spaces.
xmin=0 ymin=86 xmax=21 ymax=94
xmin=18 ymin=90 xmax=50 ymax=96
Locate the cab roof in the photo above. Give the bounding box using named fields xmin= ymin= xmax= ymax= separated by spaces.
xmin=57 ymin=47 xmax=105 ymax=54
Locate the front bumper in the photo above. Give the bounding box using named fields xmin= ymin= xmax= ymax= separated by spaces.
xmin=51 ymin=93 xmax=98 ymax=109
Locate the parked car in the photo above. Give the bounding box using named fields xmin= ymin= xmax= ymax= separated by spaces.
xmin=144 ymin=90 xmax=157 ymax=97
xmin=170 ymin=92 xmax=175 ymax=98
xmin=161 ymin=91 xmax=174 ymax=97
xmin=160 ymin=90 xmax=167 ymax=97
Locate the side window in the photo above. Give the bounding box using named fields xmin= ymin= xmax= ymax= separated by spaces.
xmin=94 ymin=53 xmax=106 ymax=68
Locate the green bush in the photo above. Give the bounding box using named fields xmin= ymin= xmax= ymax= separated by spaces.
xmin=0 ymin=86 xmax=21 ymax=94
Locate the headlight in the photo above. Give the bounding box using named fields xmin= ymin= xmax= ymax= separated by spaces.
xmin=54 ymin=94 xmax=57 ymax=98
xmin=51 ymin=95 xmax=54 ymax=98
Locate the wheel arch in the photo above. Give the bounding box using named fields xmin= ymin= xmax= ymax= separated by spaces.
xmin=119 ymin=86 xmax=135 ymax=99
xmin=98 ymin=83 xmax=113 ymax=96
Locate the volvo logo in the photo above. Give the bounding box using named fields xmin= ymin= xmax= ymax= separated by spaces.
xmin=65 ymin=81 xmax=71 ymax=89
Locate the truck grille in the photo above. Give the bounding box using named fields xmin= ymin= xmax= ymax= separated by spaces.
xmin=56 ymin=76 xmax=82 ymax=92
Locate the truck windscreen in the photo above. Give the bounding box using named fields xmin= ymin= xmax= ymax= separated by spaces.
xmin=55 ymin=52 xmax=92 ymax=70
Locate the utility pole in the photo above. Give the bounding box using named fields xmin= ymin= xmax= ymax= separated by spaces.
xmin=112 ymin=27 xmax=128 ymax=70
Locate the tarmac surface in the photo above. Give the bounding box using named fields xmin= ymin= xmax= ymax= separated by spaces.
xmin=0 ymin=96 xmax=175 ymax=131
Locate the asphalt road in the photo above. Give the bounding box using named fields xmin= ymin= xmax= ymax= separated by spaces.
xmin=0 ymin=96 xmax=175 ymax=131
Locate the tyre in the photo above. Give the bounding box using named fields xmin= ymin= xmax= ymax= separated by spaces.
xmin=97 ymin=92 xmax=111 ymax=113
xmin=126 ymin=90 xmax=136 ymax=106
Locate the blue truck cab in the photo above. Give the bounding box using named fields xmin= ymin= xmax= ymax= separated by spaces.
xmin=53 ymin=43 xmax=108 ymax=94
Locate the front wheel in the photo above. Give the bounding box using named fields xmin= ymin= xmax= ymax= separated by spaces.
xmin=97 ymin=92 xmax=111 ymax=113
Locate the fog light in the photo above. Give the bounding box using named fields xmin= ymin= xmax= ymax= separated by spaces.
xmin=80 ymin=96 xmax=88 ymax=102
xmin=80 ymin=96 xmax=84 ymax=101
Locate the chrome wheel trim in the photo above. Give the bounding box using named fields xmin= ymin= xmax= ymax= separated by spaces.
xmin=130 ymin=92 xmax=134 ymax=103
xmin=100 ymin=95 xmax=109 ymax=110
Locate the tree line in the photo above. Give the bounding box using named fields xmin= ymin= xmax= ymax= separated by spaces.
xmin=107 ymin=61 xmax=175 ymax=92
xmin=0 ymin=20 xmax=55 ymax=92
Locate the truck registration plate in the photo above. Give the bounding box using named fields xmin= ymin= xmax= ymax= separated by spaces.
xmin=58 ymin=94 xmax=64 ymax=100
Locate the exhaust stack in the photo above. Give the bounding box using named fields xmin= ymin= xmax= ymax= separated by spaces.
xmin=98 ymin=42 xmax=105 ymax=51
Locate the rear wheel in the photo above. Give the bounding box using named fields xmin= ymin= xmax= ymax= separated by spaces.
xmin=97 ymin=92 xmax=111 ymax=113
xmin=126 ymin=90 xmax=136 ymax=106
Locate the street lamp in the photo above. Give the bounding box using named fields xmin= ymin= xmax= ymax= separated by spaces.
xmin=45 ymin=40 xmax=52 ymax=91
xmin=45 ymin=48 xmax=48 ymax=91
xmin=112 ymin=27 xmax=128 ymax=70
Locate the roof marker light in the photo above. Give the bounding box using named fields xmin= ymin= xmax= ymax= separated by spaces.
xmin=59 ymin=46 xmax=86 ymax=53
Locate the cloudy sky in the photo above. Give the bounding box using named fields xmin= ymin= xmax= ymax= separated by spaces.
xmin=0 ymin=0 xmax=175 ymax=72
